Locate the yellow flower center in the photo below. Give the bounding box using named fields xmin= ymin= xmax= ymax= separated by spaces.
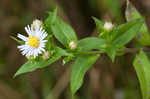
xmin=28 ymin=36 xmax=39 ymax=48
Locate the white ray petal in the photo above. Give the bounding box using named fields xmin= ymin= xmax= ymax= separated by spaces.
xmin=25 ymin=26 xmax=31 ymax=36
xmin=17 ymin=34 xmax=28 ymax=41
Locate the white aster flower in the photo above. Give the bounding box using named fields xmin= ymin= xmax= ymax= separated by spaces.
xmin=17 ymin=20 xmax=48 ymax=58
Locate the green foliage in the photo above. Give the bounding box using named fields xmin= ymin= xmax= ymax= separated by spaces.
xmin=112 ymin=18 xmax=144 ymax=47
xmin=93 ymin=17 xmax=144 ymax=62
xmin=137 ymin=30 xmax=150 ymax=46
xmin=105 ymin=46 xmax=116 ymax=62
xmin=43 ymin=8 xmax=57 ymax=51
xmin=108 ymin=18 xmax=143 ymax=61
xmin=71 ymin=54 xmax=100 ymax=95
xmin=78 ymin=37 xmax=106 ymax=51
xmin=51 ymin=16 xmax=78 ymax=47
xmin=48 ymin=7 xmax=58 ymax=25
xmin=125 ymin=2 xmax=150 ymax=46
xmin=14 ymin=6 xmax=149 ymax=98
xmin=44 ymin=7 xmax=57 ymax=33
xmin=45 ymin=35 xmax=54 ymax=51
xmin=103 ymin=0 xmax=123 ymax=22
xmin=10 ymin=36 xmax=24 ymax=45
xmin=14 ymin=47 xmax=72 ymax=77
xmin=50 ymin=8 xmax=78 ymax=47
xmin=63 ymin=56 xmax=74 ymax=65
xmin=93 ymin=17 xmax=104 ymax=34
xmin=133 ymin=50 xmax=150 ymax=99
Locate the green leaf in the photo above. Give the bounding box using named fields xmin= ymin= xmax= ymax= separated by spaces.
xmin=10 ymin=36 xmax=24 ymax=45
xmin=92 ymin=17 xmax=104 ymax=33
xmin=44 ymin=7 xmax=58 ymax=33
xmin=14 ymin=47 xmax=72 ymax=77
xmin=137 ymin=30 xmax=150 ymax=46
xmin=71 ymin=54 xmax=100 ymax=95
xmin=125 ymin=2 xmax=141 ymax=22
xmin=133 ymin=50 xmax=150 ymax=99
xmin=78 ymin=37 xmax=106 ymax=51
xmin=125 ymin=2 xmax=150 ymax=46
xmin=112 ymin=18 xmax=144 ymax=47
xmin=105 ymin=46 xmax=116 ymax=62
xmin=137 ymin=22 xmax=150 ymax=46
xmin=103 ymin=0 xmax=123 ymax=22
xmin=45 ymin=7 xmax=57 ymax=25
xmin=51 ymin=16 xmax=78 ymax=47
xmin=45 ymin=35 xmax=54 ymax=51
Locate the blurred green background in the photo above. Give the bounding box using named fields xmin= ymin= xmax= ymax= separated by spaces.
xmin=0 ymin=0 xmax=141 ymax=99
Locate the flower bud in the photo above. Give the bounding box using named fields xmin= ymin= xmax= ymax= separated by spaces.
xmin=69 ymin=41 xmax=77 ymax=50
xmin=31 ymin=19 xmax=43 ymax=30
xmin=104 ymin=22 xmax=113 ymax=31
xmin=26 ymin=55 xmax=34 ymax=60
xmin=42 ymin=51 xmax=50 ymax=60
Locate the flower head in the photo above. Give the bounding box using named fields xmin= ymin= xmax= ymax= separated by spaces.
xmin=104 ymin=22 xmax=113 ymax=31
xmin=17 ymin=19 xmax=48 ymax=58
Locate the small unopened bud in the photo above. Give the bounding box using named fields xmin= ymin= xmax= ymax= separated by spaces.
xmin=26 ymin=55 xmax=31 ymax=60
xmin=26 ymin=55 xmax=34 ymax=60
xmin=69 ymin=41 xmax=77 ymax=50
xmin=42 ymin=51 xmax=50 ymax=60
xmin=104 ymin=22 xmax=113 ymax=31
xmin=31 ymin=19 xmax=43 ymax=30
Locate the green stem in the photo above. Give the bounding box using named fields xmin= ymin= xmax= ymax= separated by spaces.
xmin=76 ymin=47 xmax=150 ymax=55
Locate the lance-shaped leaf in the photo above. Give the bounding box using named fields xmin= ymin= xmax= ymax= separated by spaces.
xmin=112 ymin=18 xmax=144 ymax=47
xmin=105 ymin=46 xmax=116 ymax=62
xmin=51 ymin=16 xmax=78 ymax=47
xmin=44 ymin=7 xmax=57 ymax=33
xmin=133 ymin=50 xmax=150 ymax=99
xmin=103 ymin=0 xmax=123 ymax=22
xmin=78 ymin=37 xmax=106 ymax=51
xmin=125 ymin=2 xmax=150 ymax=46
xmin=71 ymin=54 xmax=100 ymax=95
xmin=10 ymin=36 xmax=24 ymax=45
xmin=14 ymin=47 xmax=72 ymax=77
xmin=93 ymin=17 xmax=104 ymax=33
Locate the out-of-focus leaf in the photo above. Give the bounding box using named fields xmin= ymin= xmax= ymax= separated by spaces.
xmin=125 ymin=1 xmax=141 ymax=22
xmin=71 ymin=54 xmax=99 ymax=95
xmin=103 ymin=0 xmax=123 ymax=22
xmin=44 ymin=7 xmax=57 ymax=33
xmin=51 ymin=16 xmax=78 ymax=47
xmin=45 ymin=7 xmax=57 ymax=25
xmin=78 ymin=37 xmax=106 ymax=51
xmin=14 ymin=47 xmax=72 ymax=77
xmin=10 ymin=36 xmax=24 ymax=45
xmin=92 ymin=17 xmax=104 ymax=33
xmin=133 ymin=50 xmax=150 ymax=99
xmin=112 ymin=18 xmax=144 ymax=47
xmin=125 ymin=2 xmax=150 ymax=46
